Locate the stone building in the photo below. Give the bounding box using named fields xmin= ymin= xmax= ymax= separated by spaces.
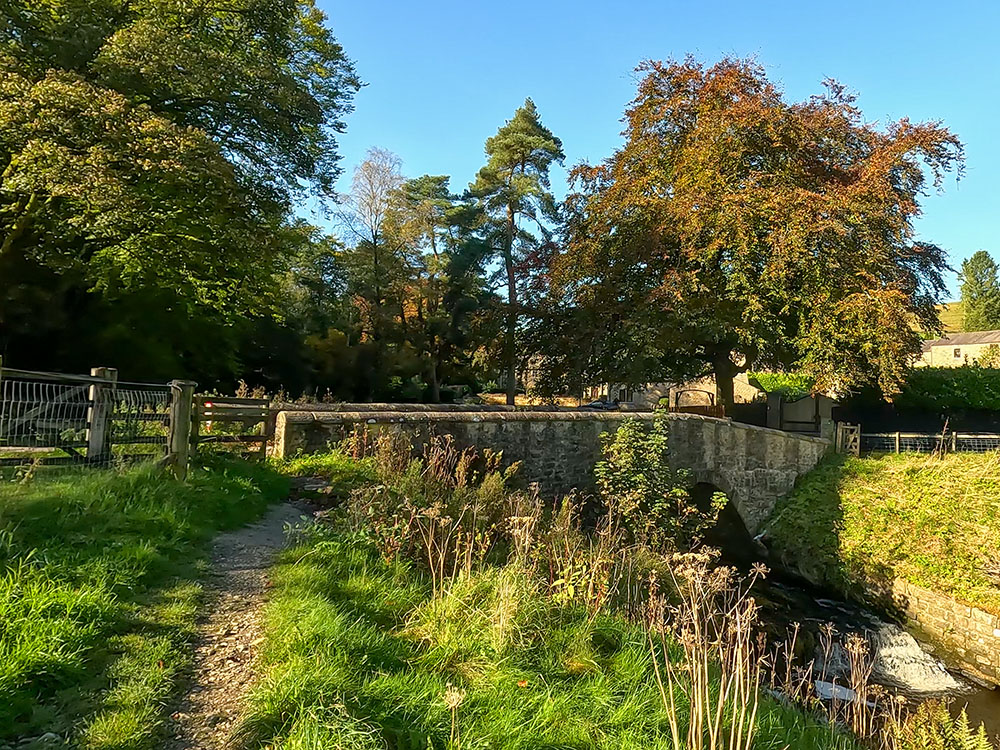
xmin=916 ymin=330 xmax=1000 ymax=367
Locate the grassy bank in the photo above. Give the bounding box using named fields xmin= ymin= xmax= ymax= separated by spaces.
xmin=0 ymin=457 xmax=288 ymax=748
xmin=247 ymin=437 xmax=870 ymax=750
xmin=766 ymin=452 xmax=1000 ymax=615
xmin=237 ymin=527 xmax=856 ymax=749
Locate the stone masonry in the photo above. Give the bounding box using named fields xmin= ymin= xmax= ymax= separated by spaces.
xmin=891 ymin=579 xmax=1000 ymax=684
xmin=273 ymin=407 xmax=830 ymax=535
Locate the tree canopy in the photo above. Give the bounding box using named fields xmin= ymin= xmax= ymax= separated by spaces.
xmin=469 ymin=99 xmax=563 ymax=404
xmin=0 ymin=38 xmax=967 ymax=407
xmin=0 ymin=0 xmax=360 ymax=379
xmin=547 ymin=58 xmax=963 ymax=404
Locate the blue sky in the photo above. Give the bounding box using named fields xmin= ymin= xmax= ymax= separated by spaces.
xmin=316 ymin=0 xmax=999 ymax=298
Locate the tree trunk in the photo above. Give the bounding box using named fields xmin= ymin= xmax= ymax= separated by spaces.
xmin=504 ymin=202 xmax=518 ymax=406
xmin=428 ymin=354 xmax=441 ymax=403
xmin=1 ymin=192 xmax=40 ymax=257
xmin=713 ymin=353 xmax=737 ymax=414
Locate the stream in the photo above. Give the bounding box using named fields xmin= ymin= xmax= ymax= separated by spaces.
xmin=705 ymin=503 xmax=1000 ymax=739
xmin=754 ymin=576 xmax=1000 ymax=736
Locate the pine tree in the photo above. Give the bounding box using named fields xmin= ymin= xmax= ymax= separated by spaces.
xmin=959 ymin=251 xmax=1000 ymax=332
xmin=470 ymin=99 xmax=564 ymax=404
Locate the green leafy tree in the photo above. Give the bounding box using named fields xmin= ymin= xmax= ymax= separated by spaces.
xmin=977 ymin=344 xmax=1000 ymax=368
xmin=396 ymin=175 xmax=494 ymax=401
xmin=553 ymin=58 xmax=962 ymax=407
xmin=958 ymin=251 xmax=1000 ymax=332
xmin=0 ymin=60 xmax=278 ymax=313
xmin=0 ymin=0 xmax=359 ymax=382
xmin=470 ymin=99 xmax=564 ymax=404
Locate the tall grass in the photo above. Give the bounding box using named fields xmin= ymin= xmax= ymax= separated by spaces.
xmin=240 ymin=436 xmax=863 ymax=749
xmin=0 ymin=456 xmax=288 ymax=747
xmin=235 ymin=529 xmax=856 ymax=749
xmin=253 ymin=434 xmax=998 ymax=750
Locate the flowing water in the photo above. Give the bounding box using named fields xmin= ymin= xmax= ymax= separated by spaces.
xmin=754 ymin=577 xmax=1000 ymax=737
xmin=705 ymin=502 xmax=1000 ymax=739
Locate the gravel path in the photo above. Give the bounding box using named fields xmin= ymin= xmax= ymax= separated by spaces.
xmin=165 ymin=501 xmax=308 ymax=749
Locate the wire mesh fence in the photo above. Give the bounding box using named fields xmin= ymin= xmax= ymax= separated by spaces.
xmin=107 ymin=386 xmax=171 ymax=458
xmin=860 ymin=432 xmax=1000 ymax=454
xmin=0 ymin=365 xmax=279 ymax=478
xmin=0 ymin=367 xmax=171 ymax=475
xmin=0 ymin=379 xmax=88 ymax=446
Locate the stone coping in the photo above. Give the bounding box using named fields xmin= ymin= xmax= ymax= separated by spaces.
xmin=276 ymin=408 xmax=830 ymax=445
xmin=272 ymin=401 xmax=569 ymax=413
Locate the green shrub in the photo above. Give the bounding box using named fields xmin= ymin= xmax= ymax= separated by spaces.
xmin=892 ymin=701 xmax=994 ymax=750
xmin=595 ymin=414 xmax=724 ymax=548
xmin=893 ymin=365 xmax=1000 ymax=412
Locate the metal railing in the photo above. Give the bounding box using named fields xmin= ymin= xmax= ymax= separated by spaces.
xmin=0 ymin=365 xmax=171 ymax=472
xmin=0 ymin=363 xmax=277 ymax=478
xmin=860 ymin=431 xmax=1000 ymax=454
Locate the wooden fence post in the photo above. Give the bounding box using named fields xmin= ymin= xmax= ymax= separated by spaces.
xmin=168 ymin=380 xmax=197 ymax=480
xmin=86 ymin=367 xmax=118 ymax=465
xmin=190 ymin=395 xmax=201 ymax=456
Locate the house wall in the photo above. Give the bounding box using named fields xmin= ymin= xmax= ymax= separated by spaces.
xmin=627 ymin=374 xmax=764 ymax=409
xmin=928 ymin=342 xmax=1000 ymax=367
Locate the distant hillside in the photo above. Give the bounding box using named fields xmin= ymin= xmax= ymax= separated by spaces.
xmin=936 ymin=300 xmax=963 ymax=333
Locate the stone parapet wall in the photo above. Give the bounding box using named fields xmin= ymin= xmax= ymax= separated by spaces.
xmin=274 ymin=407 xmax=829 ymax=534
xmin=275 ymin=409 xmax=637 ymax=499
xmin=891 ymin=579 xmax=1000 ymax=683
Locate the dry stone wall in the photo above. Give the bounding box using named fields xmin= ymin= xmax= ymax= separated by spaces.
xmin=891 ymin=579 xmax=1000 ymax=683
xmin=274 ymin=407 xmax=830 ymax=534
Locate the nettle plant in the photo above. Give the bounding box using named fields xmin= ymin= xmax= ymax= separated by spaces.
xmin=595 ymin=414 xmax=725 ymax=550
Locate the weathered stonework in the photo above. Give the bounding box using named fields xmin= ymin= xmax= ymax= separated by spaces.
xmin=891 ymin=579 xmax=1000 ymax=684
xmin=273 ymin=407 xmax=829 ymax=535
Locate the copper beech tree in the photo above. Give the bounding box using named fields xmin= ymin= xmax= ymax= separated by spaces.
xmin=549 ymin=58 xmax=963 ymax=406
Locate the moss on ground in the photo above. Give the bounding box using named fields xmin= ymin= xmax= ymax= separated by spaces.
xmin=766 ymin=452 xmax=1000 ymax=615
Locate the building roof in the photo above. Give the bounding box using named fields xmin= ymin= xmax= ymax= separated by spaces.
xmin=929 ymin=330 xmax=1000 ymax=347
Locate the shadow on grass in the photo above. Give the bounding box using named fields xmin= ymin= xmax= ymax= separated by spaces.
xmin=0 ymin=457 xmax=289 ymax=746
xmin=764 ymin=453 xmax=903 ymax=615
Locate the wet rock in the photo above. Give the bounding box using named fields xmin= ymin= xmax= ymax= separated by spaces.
xmin=814 ymin=680 xmax=857 ymax=702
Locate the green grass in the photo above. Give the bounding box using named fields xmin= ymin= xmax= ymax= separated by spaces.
xmin=766 ymin=452 xmax=1000 ymax=615
xmin=937 ymin=300 xmax=964 ymax=333
xmin=0 ymin=456 xmax=289 ymax=747
xmin=237 ymin=526 xmax=858 ymax=750
xmin=272 ymin=450 xmax=375 ymax=485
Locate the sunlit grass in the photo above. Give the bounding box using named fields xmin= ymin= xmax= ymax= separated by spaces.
xmin=0 ymin=456 xmax=288 ymax=747
xmin=768 ymin=452 xmax=1000 ymax=615
xmin=236 ymin=528 xmax=858 ymax=750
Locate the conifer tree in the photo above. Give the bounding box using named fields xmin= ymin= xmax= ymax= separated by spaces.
xmin=470 ymin=99 xmax=564 ymax=404
xmin=959 ymin=251 xmax=1000 ymax=332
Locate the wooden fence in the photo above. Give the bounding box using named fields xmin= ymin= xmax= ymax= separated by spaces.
xmin=0 ymin=364 xmax=171 ymax=468
xmin=0 ymin=365 xmax=275 ymax=478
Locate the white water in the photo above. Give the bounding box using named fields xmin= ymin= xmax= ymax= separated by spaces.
xmin=820 ymin=621 xmax=964 ymax=694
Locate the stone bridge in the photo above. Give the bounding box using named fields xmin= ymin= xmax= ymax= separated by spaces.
xmin=273 ymin=406 xmax=830 ymax=534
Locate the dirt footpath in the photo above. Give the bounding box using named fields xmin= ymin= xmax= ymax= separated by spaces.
xmin=165 ymin=501 xmax=308 ymax=749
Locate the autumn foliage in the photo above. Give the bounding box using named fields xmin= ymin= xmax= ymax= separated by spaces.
xmin=552 ymin=57 xmax=963 ymax=403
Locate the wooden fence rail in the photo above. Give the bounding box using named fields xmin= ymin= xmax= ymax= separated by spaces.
xmin=0 ymin=363 xmax=276 ymax=478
